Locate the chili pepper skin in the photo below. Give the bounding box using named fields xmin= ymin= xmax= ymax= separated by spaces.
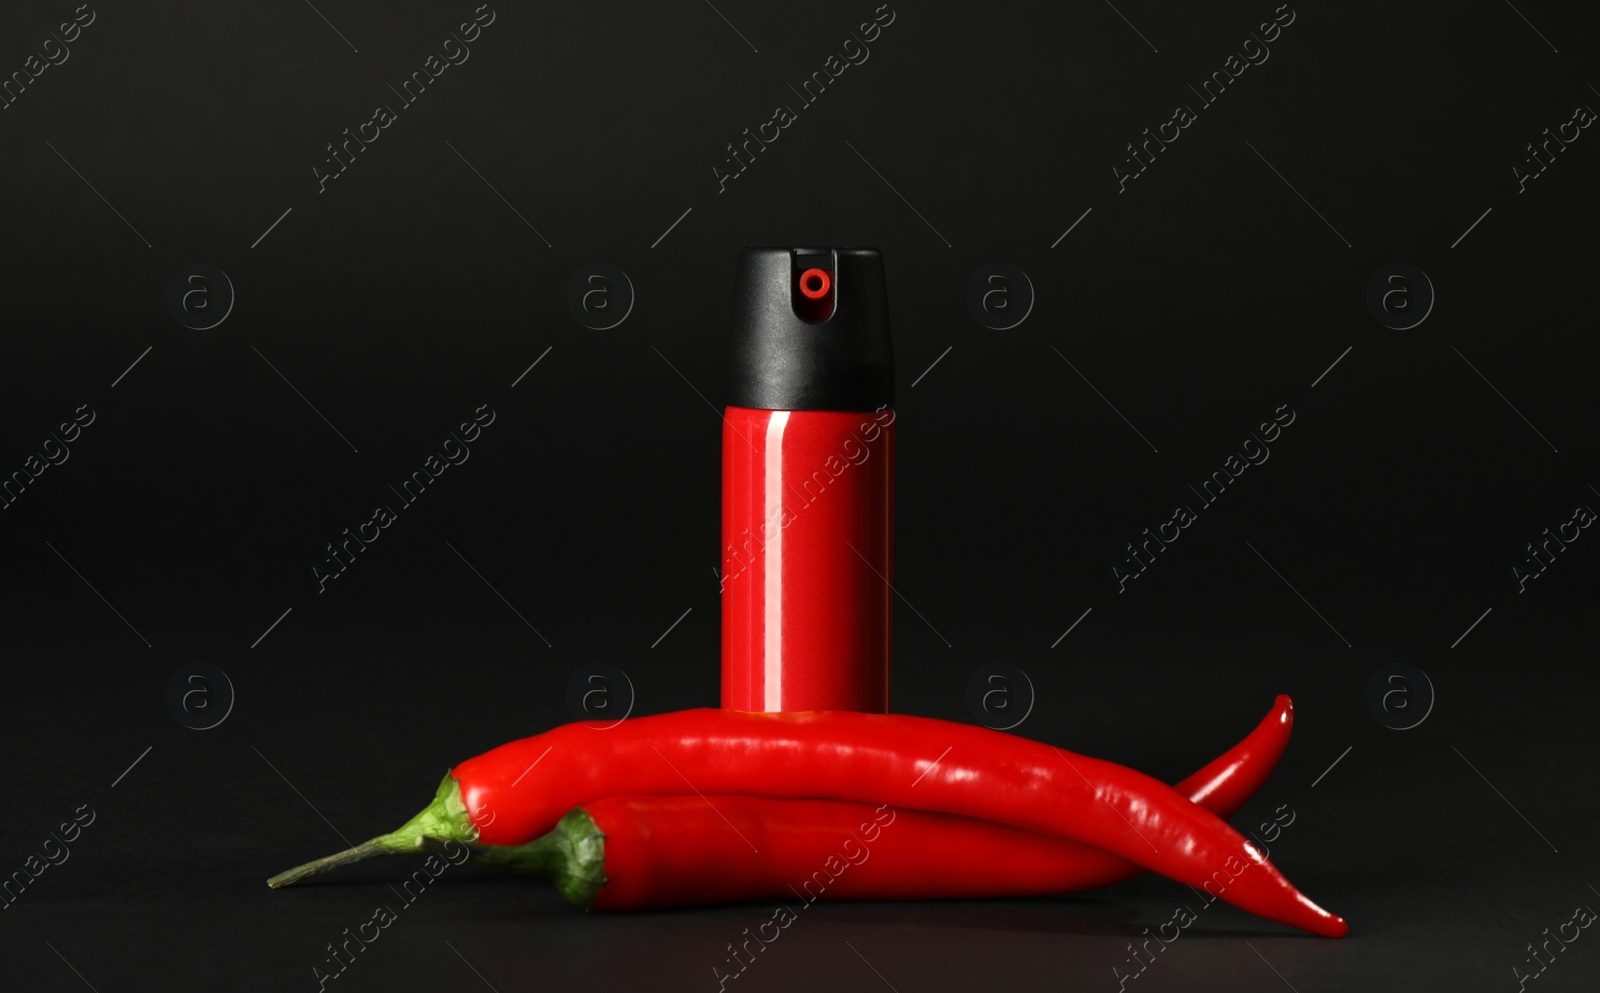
xmin=274 ymin=699 xmax=1343 ymax=935
xmin=449 ymin=697 xmax=1298 ymax=909
xmin=463 ymin=708 xmax=1342 ymax=935
xmin=1178 ymin=694 xmax=1294 ymax=817
xmin=268 ymin=695 xmax=1289 ymax=894
xmin=471 ymin=796 xmax=1194 ymax=910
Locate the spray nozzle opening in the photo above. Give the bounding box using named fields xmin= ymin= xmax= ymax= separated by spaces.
xmin=798 ymin=268 xmax=831 ymax=300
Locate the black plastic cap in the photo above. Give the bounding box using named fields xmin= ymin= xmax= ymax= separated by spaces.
xmin=724 ymin=247 xmax=894 ymax=412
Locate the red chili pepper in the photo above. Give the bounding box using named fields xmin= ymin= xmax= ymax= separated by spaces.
xmin=269 ymin=699 xmax=1344 ymax=936
xmin=460 ymin=707 xmax=1344 ymax=935
xmin=435 ymin=696 xmax=1297 ymax=909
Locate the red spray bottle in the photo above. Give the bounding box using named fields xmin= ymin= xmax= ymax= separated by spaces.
xmin=720 ymin=247 xmax=895 ymax=713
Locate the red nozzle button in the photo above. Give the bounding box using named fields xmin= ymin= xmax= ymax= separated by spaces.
xmin=798 ymin=268 xmax=831 ymax=300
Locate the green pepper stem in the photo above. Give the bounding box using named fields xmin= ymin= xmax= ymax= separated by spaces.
xmin=266 ymin=840 xmax=399 ymax=889
xmin=266 ymin=773 xmax=473 ymax=889
xmin=415 ymin=808 xmax=608 ymax=909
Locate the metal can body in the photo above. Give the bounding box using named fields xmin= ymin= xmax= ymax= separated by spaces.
xmin=720 ymin=405 xmax=894 ymax=712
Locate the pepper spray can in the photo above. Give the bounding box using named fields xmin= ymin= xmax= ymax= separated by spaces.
xmin=720 ymin=247 xmax=895 ymax=713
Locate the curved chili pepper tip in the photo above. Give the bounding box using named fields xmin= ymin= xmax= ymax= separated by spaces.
xmin=1298 ymin=896 xmax=1348 ymax=938
xmin=1253 ymin=850 xmax=1347 ymax=937
xmin=266 ymin=773 xmax=473 ymax=889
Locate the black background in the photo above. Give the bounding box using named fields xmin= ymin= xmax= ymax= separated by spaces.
xmin=3 ymin=0 xmax=1598 ymax=990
